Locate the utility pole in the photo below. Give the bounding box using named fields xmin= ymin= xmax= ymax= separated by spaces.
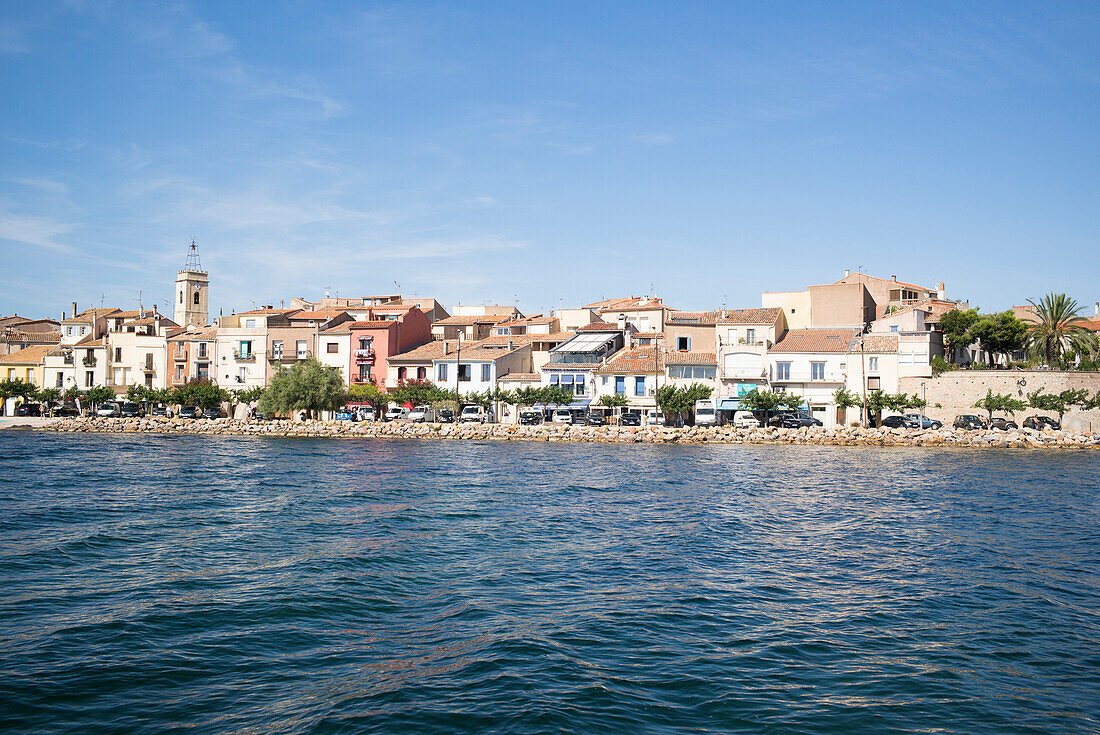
xmin=860 ymin=334 xmax=868 ymax=428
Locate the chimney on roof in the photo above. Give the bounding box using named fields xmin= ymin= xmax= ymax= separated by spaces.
xmin=844 ymin=269 xmax=851 ymax=277
xmin=72 ymin=301 xmax=77 ymax=317
xmin=938 ymin=282 xmax=946 ymax=300
xmin=1095 ymin=301 xmax=1099 ymax=316
xmin=891 ymin=275 xmax=897 ymax=282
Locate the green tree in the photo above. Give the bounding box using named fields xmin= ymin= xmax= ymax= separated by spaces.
xmin=258 ymin=359 xmax=347 ymax=419
xmin=939 ymin=309 xmax=980 ymax=364
xmin=64 ymin=385 xmax=85 ymax=402
xmin=86 ymin=385 xmax=116 ymax=411
xmin=1027 ymin=388 xmax=1066 ymax=424
xmin=779 ymin=391 xmax=805 ymax=412
xmin=881 ymin=392 xmax=912 ymax=415
xmin=537 ymin=385 xmax=574 ymax=407
xmin=738 ymin=388 xmax=785 ymax=425
xmin=125 ymin=384 xmax=149 ymax=404
xmin=1025 ymin=293 xmax=1098 ymax=367
xmin=170 ymin=378 xmax=230 ymax=409
xmin=833 ymin=386 xmax=861 ymax=425
xmin=862 ymin=389 xmax=889 ymax=427
xmin=391 ymin=378 xmax=437 ymax=408
xmin=36 ymin=386 xmax=62 ymax=408
xmin=973 ymin=389 xmax=1002 ymax=424
xmin=233 ymin=386 xmax=267 ymax=405
xmin=512 ymin=386 xmax=542 ymax=407
xmin=461 ymin=390 xmax=492 ymax=409
xmin=598 ymin=393 xmax=629 ymax=408
xmin=0 ymin=378 xmax=36 ymax=414
xmin=347 ymin=383 xmax=387 ymax=412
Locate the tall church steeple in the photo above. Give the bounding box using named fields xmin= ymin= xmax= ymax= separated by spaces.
xmin=175 ymin=239 xmax=209 ymax=327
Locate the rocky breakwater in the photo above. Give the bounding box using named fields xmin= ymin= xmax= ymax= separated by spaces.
xmin=37 ymin=417 xmax=1100 ymax=449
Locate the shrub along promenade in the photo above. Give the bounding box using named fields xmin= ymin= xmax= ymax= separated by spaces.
xmin=38 ymin=416 xmax=1100 ymax=449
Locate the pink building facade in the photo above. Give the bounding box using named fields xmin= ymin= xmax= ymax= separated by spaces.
xmin=347 ymin=306 xmax=431 ymax=387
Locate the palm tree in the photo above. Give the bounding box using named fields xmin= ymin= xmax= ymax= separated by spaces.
xmin=1025 ymin=293 xmax=1097 ymax=367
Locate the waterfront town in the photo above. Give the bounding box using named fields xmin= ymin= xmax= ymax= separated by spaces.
xmin=3 ymin=242 xmax=1099 ymax=433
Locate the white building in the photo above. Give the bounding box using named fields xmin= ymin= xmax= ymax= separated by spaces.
xmin=766 ymin=328 xmax=857 ymax=427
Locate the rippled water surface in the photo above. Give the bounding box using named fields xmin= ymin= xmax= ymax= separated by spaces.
xmin=1 ymin=434 xmax=1098 ymax=734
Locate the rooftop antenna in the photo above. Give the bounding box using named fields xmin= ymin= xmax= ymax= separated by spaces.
xmin=100 ymin=293 xmax=106 ymax=309
xmin=135 ymin=289 xmax=144 ymax=315
xmin=185 ymin=237 xmax=202 ymax=271
xmin=394 ymin=280 xmax=401 ymax=293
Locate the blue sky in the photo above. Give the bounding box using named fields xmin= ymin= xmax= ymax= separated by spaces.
xmin=2 ymin=1 xmax=1098 ymax=321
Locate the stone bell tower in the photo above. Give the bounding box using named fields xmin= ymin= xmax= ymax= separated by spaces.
xmin=175 ymin=239 xmax=209 ymax=327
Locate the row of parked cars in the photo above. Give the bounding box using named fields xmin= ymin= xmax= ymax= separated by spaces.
xmin=950 ymin=414 xmax=1061 ymax=431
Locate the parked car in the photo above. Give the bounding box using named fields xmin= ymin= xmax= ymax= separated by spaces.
xmin=177 ymin=406 xmax=202 ymax=419
xmin=882 ymin=415 xmax=917 ymax=429
xmin=54 ymin=404 xmax=79 ymax=417
xmin=953 ymin=414 xmax=986 ymax=430
xmin=645 ymin=409 xmax=664 ymax=426
xmin=203 ymin=407 xmax=221 ymax=420
xmin=904 ymin=413 xmax=942 ymax=429
xmin=460 ymin=405 xmax=488 ymax=424
xmin=620 ymin=411 xmax=642 ymax=427
xmin=552 ymin=408 xmax=574 ymax=424
xmin=355 ymin=407 xmax=376 ymax=422
xmin=436 ymin=409 xmax=455 ymax=424
xmin=584 ymin=412 xmax=606 ymax=426
xmin=96 ymin=402 xmax=122 ymax=417
xmin=407 ymin=405 xmax=430 ymax=422
xmin=768 ymin=412 xmax=819 ymax=428
xmin=519 ymin=409 xmax=543 ymax=425
xmin=334 ymin=409 xmax=355 ymax=421
xmin=120 ymin=402 xmax=145 ymax=418
xmin=14 ymin=403 xmax=42 ymax=417
xmin=990 ymin=417 xmax=1019 ymax=430
xmin=732 ymin=410 xmax=761 ymax=429
xmin=1023 ymin=415 xmax=1061 ymax=431
xmin=385 ymin=406 xmax=409 ymax=421
xmin=150 ymin=404 xmax=168 ymax=417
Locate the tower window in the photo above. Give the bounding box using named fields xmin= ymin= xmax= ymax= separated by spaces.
xmin=193 ymin=290 xmax=200 ymax=305
xmin=179 ymin=291 xmax=183 ymax=304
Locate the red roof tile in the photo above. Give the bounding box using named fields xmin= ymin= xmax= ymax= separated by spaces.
xmin=594 ymin=347 xmax=664 ymax=374
xmin=769 ymin=329 xmax=857 ymax=353
xmin=717 ymin=308 xmax=783 ymax=325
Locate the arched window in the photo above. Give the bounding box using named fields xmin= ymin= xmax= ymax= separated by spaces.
xmin=417 ymin=367 xmax=426 ymax=380
xmin=193 ymin=289 xmax=200 ymax=305
xmin=398 ymin=367 xmax=407 ymax=381
xmin=179 ymin=290 xmax=184 ymax=304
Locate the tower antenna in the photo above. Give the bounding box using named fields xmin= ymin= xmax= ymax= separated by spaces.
xmin=185 ymin=237 xmax=202 ymax=271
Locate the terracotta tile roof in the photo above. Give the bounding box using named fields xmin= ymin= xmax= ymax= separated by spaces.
xmin=665 ymin=351 xmax=717 ymax=365
xmin=770 ymin=329 xmax=857 ymax=354
xmin=498 ymin=372 xmax=541 ymax=381
xmin=666 ymin=310 xmax=721 ymax=325
xmin=348 ymin=320 xmax=398 ymax=329
xmin=717 ymin=308 xmax=783 ymax=325
xmin=291 ymin=309 xmax=347 ymax=320
xmin=0 ymin=345 xmax=53 ymax=364
xmin=74 ymin=335 xmax=108 ymax=347
xmin=167 ymin=325 xmax=217 ymax=342
xmin=65 ymin=307 xmax=120 ymax=323
xmin=576 ymin=321 xmax=619 ymax=332
xmin=2 ymin=329 xmax=60 ymax=343
xmin=584 ymin=296 xmax=668 ymax=311
xmin=0 ymin=316 xmax=31 ymax=327
xmin=473 ymin=334 xmax=535 ymax=347
xmin=433 ymin=314 xmax=509 ymax=326
xmin=237 ymin=308 xmax=300 ymax=316
xmin=531 ymin=331 xmax=575 ymax=343
xmin=1074 ymin=316 xmax=1100 ymax=332
xmin=847 ymin=335 xmax=898 ymax=353
xmin=595 ymin=347 xmax=664 ymax=375
xmin=110 ymin=310 xmax=141 ymax=319
xmin=320 ymin=323 xmax=352 ymax=335
xmin=437 ymin=343 xmax=527 ymax=361
xmin=389 ymin=341 xmax=454 ymax=363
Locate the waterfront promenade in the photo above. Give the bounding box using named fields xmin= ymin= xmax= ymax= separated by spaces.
xmin=33 ymin=416 xmax=1100 ymax=449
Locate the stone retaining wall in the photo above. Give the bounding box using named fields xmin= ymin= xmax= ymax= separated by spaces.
xmin=899 ymin=371 xmax=1100 ymax=432
xmin=36 ymin=417 xmax=1100 ymax=449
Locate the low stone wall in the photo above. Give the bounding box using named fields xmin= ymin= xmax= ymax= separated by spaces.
xmin=36 ymin=417 xmax=1100 ymax=449
xmin=899 ymin=371 xmax=1100 ymax=432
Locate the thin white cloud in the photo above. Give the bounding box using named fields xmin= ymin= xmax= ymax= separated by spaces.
xmin=0 ymin=207 xmax=76 ymax=253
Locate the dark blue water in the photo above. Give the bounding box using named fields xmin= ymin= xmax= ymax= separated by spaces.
xmin=0 ymin=434 xmax=1098 ymax=734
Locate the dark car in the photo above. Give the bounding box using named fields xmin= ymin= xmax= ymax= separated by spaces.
xmin=150 ymin=404 xmax=168 ymax=417
xmin=177 ymin=406 xmax=201 ymax=419
xmin=518 ymin=409 xmax=543 ymax=425
xmin=953 ymin=414 xmax=986 ymax=430
xmin=584 ymin=412 xmax=606 ymax=426
xmin=14 ymin=403 xmax=42 ymax=417
xmin=990 ymin=417 xmax=1018 ymax=430
xmin=620 ymin=412 xmax=642 ymax=426
xmin=54 ymin=404 xmax=79 ymax=417
xmin=120 ymin=402 xmax=145 ymax=418
xmin=768 ymin=413 xmax=820 ymax=428
xmin=882 ymin=415 xmax=916 ymax=429
xmin=436 ymin=409 xmax=455 ymax=424
xmin=202 ymin=407 xmax=221 ymax=420
xmin=1023 ymin=415 xmax=1060 ymax=431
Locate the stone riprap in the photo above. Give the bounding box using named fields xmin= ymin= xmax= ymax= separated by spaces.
xmin=36 ymin=417 xmax=1100 ymax=449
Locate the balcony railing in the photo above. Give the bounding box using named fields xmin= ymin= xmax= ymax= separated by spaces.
xmin=233 ymin=349 xmax=256 ymax=361
xmin=722 ymin=366 xmax=767 ymax=380
xmin=352 ymin=375 xmax=374 ymax=384
xmin=82 ymin=356 xmax=97 ymax=367
xmin=172 ymin=350 xmax=187 ymax=361
xmin=773 ymin=371 xmax=846 ymax=384
xmin=354 ymin=349 xmax=376 ymax=363
xmin=268 ymin=350 xmax=312 ymax=362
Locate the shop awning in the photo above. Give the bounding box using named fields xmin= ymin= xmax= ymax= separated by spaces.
xmin=718 ymin=399 xmax=742 ymax=411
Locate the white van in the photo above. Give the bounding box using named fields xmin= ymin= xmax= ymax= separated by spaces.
xmin=385 ymin=406 xmax=409 ymax=421
xmin=460 ymin=405 xmax=487 ymax=424
xmin=645 ymin=409 xmax=664 ymax=426
xmin=552 ymin=408 xmax=574 ymax=424
xmin=694 ymin=399 xmax=717 ymax=426
xmin=732 ymin=410 xmax=760 ymax=428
